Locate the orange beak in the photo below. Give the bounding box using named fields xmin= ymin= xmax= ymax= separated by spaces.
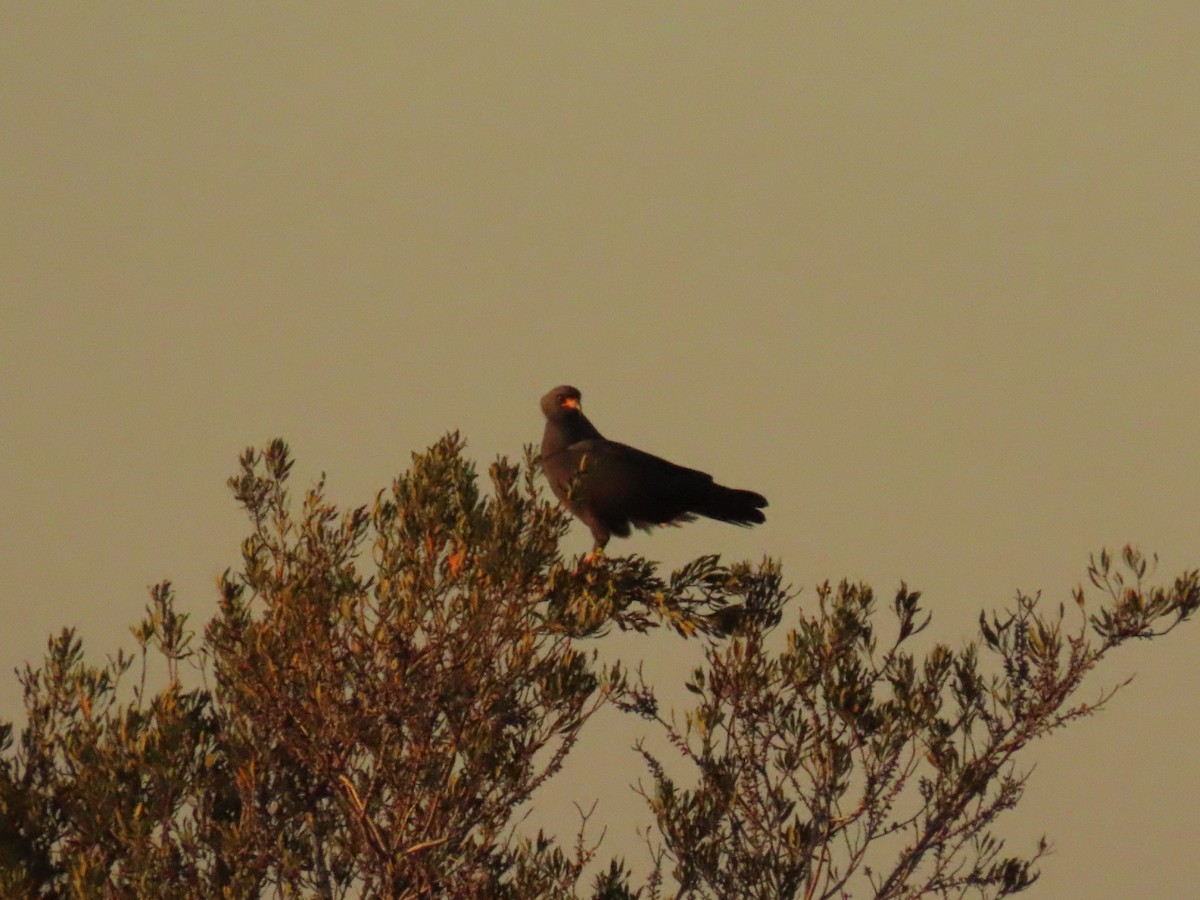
xmin=562 ymin=396 xmax=580 ymax=411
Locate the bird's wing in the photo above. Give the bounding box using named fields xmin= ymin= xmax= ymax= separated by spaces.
xmin=568 ymin=439 xmax=714 ymax=528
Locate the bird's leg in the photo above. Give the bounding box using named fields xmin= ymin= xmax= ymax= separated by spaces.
xmin=582 ymin=544 xmax=606 ymax=567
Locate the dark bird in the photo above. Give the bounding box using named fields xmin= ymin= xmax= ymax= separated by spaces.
xmin=539 ymin=385 xmax=768 ymax=555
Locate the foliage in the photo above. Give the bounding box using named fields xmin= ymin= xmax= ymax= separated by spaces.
xmin=629 ymin=546 xmax=1200 ymax=898
xmin=1 ymin=436 xmax=1196 ymax=898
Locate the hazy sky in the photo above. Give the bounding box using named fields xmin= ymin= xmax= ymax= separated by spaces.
xmin=3 ymin=5 xmax=1198 ymax=896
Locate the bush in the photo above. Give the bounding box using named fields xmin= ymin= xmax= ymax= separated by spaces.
xmin=2 ymin=436 xmax=1195 ymax=898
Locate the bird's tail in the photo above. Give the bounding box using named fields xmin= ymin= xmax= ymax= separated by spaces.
xmin=694 ymin=483 xmax=768 ymax=526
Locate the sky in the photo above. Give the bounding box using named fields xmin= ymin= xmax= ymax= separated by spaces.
xmin=2 ymin=5 xmax=1199 ymax=896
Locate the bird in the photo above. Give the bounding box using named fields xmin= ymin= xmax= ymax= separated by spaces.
xmin=539 ymin=385 xmax=768 ymax=556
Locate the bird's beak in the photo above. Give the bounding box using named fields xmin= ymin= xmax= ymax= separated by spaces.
xmin=562 ymin=397 xmax=580 ymax=411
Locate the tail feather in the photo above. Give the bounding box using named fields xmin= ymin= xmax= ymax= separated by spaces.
xmin=693 ymin=483 xmax=768 ymax=526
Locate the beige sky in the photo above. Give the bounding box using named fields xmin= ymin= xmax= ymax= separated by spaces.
xmin=3 ymin=5 xmax=1199 ymax=895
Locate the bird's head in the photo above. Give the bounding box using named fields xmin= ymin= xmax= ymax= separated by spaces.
xmin=541 ymin=385 xmax=583 ymax=420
